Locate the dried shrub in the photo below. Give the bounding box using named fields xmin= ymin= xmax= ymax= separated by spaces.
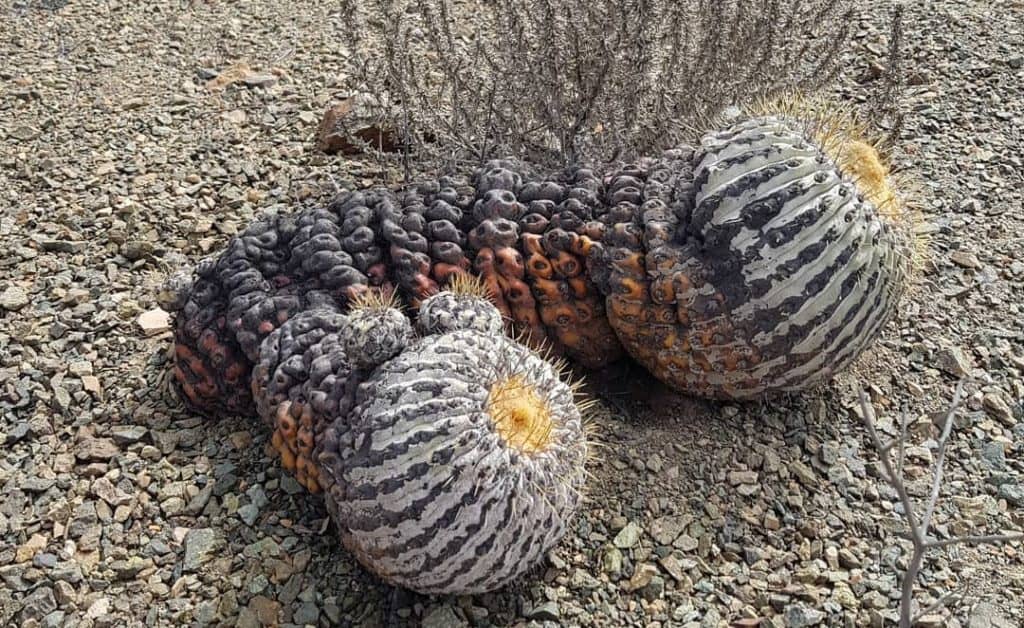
xmin=336 ymin=0 xmax=860 ymax=171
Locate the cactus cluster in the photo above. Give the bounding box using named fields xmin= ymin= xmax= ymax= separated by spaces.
xmin=239 ymin=281 xmax=589 ymax=594
xmin=161 ymin=104 xmax=915 ymax=594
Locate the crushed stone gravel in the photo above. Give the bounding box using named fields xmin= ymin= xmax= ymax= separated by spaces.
xmin=1 ymin=0 xmax=1022 ymax=626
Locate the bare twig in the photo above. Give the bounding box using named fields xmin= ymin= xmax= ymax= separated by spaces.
xmin=910 ymin=586 xmax=964 ymax=624
xmin=869 ymin=2 xmax=906 ymax=149
xmin=924 ymin=532 xmax=1024 ymax=551
xmin=857 ymin=382 xmax=1024 ymax=627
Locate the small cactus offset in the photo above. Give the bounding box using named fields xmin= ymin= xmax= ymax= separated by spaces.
xmin=161 ymin=101 xmax=916 ymax=594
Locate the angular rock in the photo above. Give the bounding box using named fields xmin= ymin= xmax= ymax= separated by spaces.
xmin=183 ymin=528 xmax=224 ymax=572
xmin=936 ymin=345 xmax=972 ymax=378
xmin=422 ymin=604 xmax=467 ymax=628
xmin=76 ymin=437 xmax=120 ymax=461
xmin=315 ymin=95 xmax=396 ymax=155
xmin=527 ymin=601 xmax=559 ymax=622
xmin=137 ymin=308 xmax=170 ymax=336
xmin=613 ymin=521 xmax=641 ymax=549
xmin=0 ymin=286 xmax=29 ymax=311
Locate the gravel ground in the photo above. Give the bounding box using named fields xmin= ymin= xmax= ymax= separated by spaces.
xmin=2 ymin=0 xmax=1023 ymax=626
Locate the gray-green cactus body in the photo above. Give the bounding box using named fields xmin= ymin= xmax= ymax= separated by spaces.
xmin=319 ymin=329 xmax=586 ymax=595
xmin=600 ymin=115 xmax=914 ymax=398
xmin=416 ymin=289 xmax=506 ymax=336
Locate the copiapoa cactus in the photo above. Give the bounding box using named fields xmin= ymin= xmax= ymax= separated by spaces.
xmin=595 ymin=101 xmax=917 ymax=397
xmin=162 ymin=101 xmax=913 ymax=406
xmin=160 ymin=100 xmax=915 ymax=593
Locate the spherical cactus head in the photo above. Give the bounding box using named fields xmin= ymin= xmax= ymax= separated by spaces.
xmin=759 ymin=97 xmax=914 ymax=221
xmin=340 ymin=290 xmax=414 ymax=370
xmin=601 ymin=97 xmax=917 ymax=399
xmin=325 ymin=330 xmax=587 ymax=595
xmin=417 ymin=274 xmax=505 ymax=337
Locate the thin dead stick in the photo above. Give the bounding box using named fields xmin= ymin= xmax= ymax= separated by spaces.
xmin=910 ymin=586 xmax=963 ymax=624
xmin=857 ymin=382 xmax=1024 ymax=628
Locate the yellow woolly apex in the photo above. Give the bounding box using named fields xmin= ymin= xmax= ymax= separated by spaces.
xmin=745 ymin=94 xmax=926 ymax=275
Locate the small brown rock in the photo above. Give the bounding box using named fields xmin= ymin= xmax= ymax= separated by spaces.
xmin=76 ymin=437 xmax=120 ymax=461
xmin=16 ymin=533 xmax=48 ymax=563
xmin=248 ymin=595 xmax=281 ymax=626
xmin=316 ymin=95 xmax=397 ymax=155
xmin=950 ymin=250 xmax=982 ymax=269
xmin=625 ymin=563 xmax=658 ymax=592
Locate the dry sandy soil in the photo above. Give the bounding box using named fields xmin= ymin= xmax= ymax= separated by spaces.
xmin=1 ymin=0 xmax=1022 ymax=626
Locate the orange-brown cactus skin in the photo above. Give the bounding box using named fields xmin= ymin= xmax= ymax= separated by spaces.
xmin=251 ymin=308 xmax=363 ymax=494
xmin=594 ymin=153 xmax=720 ymax=394
xmin=170 ymin=291 xmax=253 ymax=417
xmin=593 ymin=150 xmax=776 ymax=399
xmin=468 ymin=161 xmax=623 ymax=367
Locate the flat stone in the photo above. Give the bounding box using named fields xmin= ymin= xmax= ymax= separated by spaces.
xmin=998 ymin=483 xmax=1024 ymax=506
xmin=1 ymin=286 xmax=30 ymax=311
xmin=68 ymin=501 xmax=99 ymax=539
xmin=527 ymin=601 xmax=559 ymax=622
xmin=137 ymin=308 xmax=171 ymax=336
xmin=92 ymin=477 xmax=132 ymax=506
xmin=81 ymin=375 xmax=102 ymax=396
xmin=183 ymin=528 xmax=223 ymax=572
xmin=76 ymin=437 xmax=119 ymax=461
xmin=422 ymin=604 xmax=467 ymax=628
xmin=111 ymin=556 xmax=147 ymax=580
xmin=728 ymin=470 xmax=758 ymax=485
xmin=641 ymin=573 xmax=665 ymax=603
xmin=110 ymin=425 xmax=148 ymax=445
xmin=613 ymin=521 xmax=641 ymax=548
xmin=16 ymin=533 xmax=48 ymax=563
xmin=983 ymin=392 xmax=1016 ymax=426
xmin=674 ymin=535 xmax=699 ymax=552
xmin=650 ymin=516 xmax=687 ymax=545
xmin=784 ymin=604 xmax=825 ymax=627
xmin=601 ymin=546 xmax=623 ymax=574
xmin=247 ymin=595 xmax=280 ymax=625
xmin=968 ymin=602 xmax=1016 ymax=628
xmin=790 ymin=461 xmax=817 ymax=486
xmin=936 ymin=345 xmax=972 ymax=377
xmin=237 ymin=504 xmax=259 ymax=526
xmin=951 ymin=250 xmax=982 ymax=269
xmin=292 ymin=602 xmax=319 ymax=625
xmin=9 ymin=125 xmax=39 ymax=141
xmin=19 ymin=586 xmax=57 ymax=621
xmin=626 ymin=562 xmax=659 ymax=592
xmin=242 ymin=73 xmax=278 ymax=88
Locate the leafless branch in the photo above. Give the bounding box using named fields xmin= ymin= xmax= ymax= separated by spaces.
xmin=868 ymin=2 xmax=907 ymax=150
xmin=857 ymin=382 xmax=1024 ymax=628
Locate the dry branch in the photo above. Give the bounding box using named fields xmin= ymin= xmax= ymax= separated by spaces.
xmin=335 ymin=0 xmax=859 ymax=171
xmin=857 ymin=383 xmax=1024 ymax=627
